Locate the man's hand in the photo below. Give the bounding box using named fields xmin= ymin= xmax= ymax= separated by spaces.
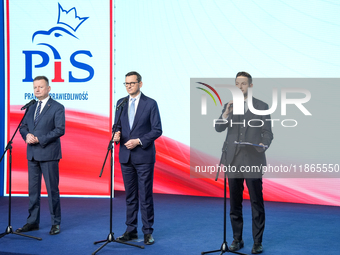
xmin=26 ymin=133 xmax=39 ymax=144
xmin=222 ymin=100 xmax=233 ymax=119
xmin=124 ymin=139 xmax=140 ymax=150
xmin=113 ymin=131 xmax=121 ymax=143
xmin=255 ymin=143 xmax=266 ymax=153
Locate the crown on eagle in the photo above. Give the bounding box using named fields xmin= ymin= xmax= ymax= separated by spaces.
xmin=57 ymin=3 xmax=88 ymax=32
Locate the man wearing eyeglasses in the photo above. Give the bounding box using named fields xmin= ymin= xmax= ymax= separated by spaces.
xmin=113 ymin=71 xmax=162 ymax=245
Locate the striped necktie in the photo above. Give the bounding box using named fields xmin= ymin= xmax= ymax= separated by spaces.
xmin=34 ymin=101 xmax=42 ymax=126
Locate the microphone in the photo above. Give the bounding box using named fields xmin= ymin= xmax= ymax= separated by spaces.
xmin=21 ymin=99 xmax=36 ymax=110
xmin=116 ymin=97 xmax=128 ymax=110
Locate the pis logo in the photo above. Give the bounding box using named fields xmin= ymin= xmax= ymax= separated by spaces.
xmin=22 ymin=3 xmax=94 ymax=83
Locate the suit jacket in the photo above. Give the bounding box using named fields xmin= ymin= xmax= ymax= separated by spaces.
xmin=215 ymin=97 xmax=273 ymax=167
xmin=114 ymin=93 xmax=162 ymax=164
xmin=19 ymin=98 xmax=65 ymax=161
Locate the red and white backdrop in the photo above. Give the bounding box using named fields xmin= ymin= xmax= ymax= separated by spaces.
xmin=4 ymin=0 xmax=340 ymax=206
xmin=6 ymin=0 xmax=112 ymax=196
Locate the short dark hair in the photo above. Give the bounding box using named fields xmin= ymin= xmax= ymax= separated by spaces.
xmin=125 ymin=71 xmax=142 ymax=83
xmin=33 ymin=76 xmax=49 ymax=86
xmin=236 ymin=71 xmax=252 ymax=85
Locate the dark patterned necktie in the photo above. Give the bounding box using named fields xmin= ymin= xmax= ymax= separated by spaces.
xmin=34 ymin=101 xmax=42 ymax=126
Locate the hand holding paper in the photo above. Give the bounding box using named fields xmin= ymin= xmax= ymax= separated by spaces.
xmin=234 ymin=141 xmax=268 ymax=152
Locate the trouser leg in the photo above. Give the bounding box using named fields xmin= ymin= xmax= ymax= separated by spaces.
xmin=41 ymin=160 xmax=61 ymax=225
xmin=27 ymin=159 xmax=42 ymax=225
xmin=136 ymin=163 xmax=154 ymax=234
xmin=228 ymin=177 xmax=244 ymax=241
xmin=246 ymin=178 xmax=265 ymax=243
xmin=121 ymin=162 xmax=139 ymax=233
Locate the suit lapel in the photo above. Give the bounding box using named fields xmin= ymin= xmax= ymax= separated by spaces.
xmin=27 ymin=103 xmax=37 ymax=129
xmin=120 ymin=96 xmax=129 ymax=130
xmin=130 ymin=93 xmax=147 ymax=132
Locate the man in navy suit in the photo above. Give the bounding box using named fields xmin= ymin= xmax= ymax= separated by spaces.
xmin=16 ymin=76 xmax=65 ymax=235
xmin=113 ymin=71 xmax=162 ymax=245
xmin=215 ymin=72 xmax=273 ymax=254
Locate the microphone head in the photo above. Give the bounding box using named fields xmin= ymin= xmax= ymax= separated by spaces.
xmin=21 ymin=99 xmax=37 ymax=110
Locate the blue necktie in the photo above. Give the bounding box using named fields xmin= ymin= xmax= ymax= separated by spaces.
xmin=129 ymin=98 xmax=136 ymax=129
xmin=34 ymin=101 xmax=42 ymax=126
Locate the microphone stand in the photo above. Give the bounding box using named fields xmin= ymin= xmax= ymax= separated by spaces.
xmin=92 ymin=101 xmax=144 ymax=255
xmin=201 ymin=151 xmax=246 ymax=255
xmin=0 ymin=106 xmax=42 ymax=241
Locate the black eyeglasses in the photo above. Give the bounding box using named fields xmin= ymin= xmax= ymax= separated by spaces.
xmin=123 ymin=82 xmax=139 ymax=87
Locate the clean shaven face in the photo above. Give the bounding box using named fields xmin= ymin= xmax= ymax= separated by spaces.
xmin=235 ymin=76 xmax=253 ymax=99
xmin=33 ymin=79 xmax=51 ymax=100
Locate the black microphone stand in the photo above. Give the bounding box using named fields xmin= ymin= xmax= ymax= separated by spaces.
xmin=0 ymin=106 xmax=42 ymax=241
xmin=201 ymin=152 xmax=246 ymax=255
xmin=92 ymin=101 xmax=144 ymax=255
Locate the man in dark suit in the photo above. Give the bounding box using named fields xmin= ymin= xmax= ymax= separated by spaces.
xmin=215 ymin=72 xmax=273 ymax=254
xmin=16 ymin=76 xmax=65 ymax=235
xmin=113 ymin=71 xmax=162 ymax=245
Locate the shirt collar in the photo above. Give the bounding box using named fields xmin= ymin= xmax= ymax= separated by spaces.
xmin=39 ymin=96 xmax=50 ymax=104
xmin=129 ymin=92 xmax=141 ymax=101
